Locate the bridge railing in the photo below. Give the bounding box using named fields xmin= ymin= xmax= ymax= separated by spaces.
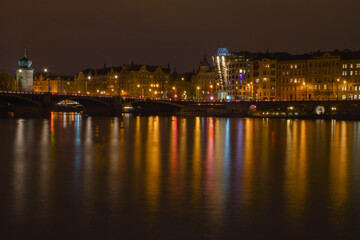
xmin=0 ymin=90 xmax=45 ymax=95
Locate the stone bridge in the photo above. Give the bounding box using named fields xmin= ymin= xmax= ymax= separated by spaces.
xmin=0 ymin=91 xmax=123 ymax=117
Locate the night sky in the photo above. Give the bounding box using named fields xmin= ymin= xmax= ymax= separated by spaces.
xmin=1 ymin=0 xmax=359 ymax=76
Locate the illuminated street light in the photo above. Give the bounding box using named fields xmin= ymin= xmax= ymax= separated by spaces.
xmin=86 ymin=75 xmax=91 ymax=94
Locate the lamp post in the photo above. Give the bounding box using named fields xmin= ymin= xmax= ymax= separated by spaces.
xmin=210 ymin=84 xmax=213 ymax=101
xmin=87 ymin=75 xmax=91 ymax=94
xmin=44 ymin=68 xmax=50 ymax=93
xmin=302 ymin=82 xmax=306 ymax=100
xmin=336 ymin=78 xmax=340 ymax=100
xmin=294 ymin=80 xmax=298 ymax=101
xmin=251 ymin=82 xmax=253 ymax=100
xmin=344 ymin=80 xmax=347 ymax=100
xmin=172 ymin=86 xmax=176 ymax=99
xmin=196 ymin=86 xmax=200 ymax=101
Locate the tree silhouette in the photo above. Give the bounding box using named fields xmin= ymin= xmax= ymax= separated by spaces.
xmin=0 ymin=72 xmax=16 ymax=90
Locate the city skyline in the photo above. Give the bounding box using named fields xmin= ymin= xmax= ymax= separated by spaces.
xmin=1 ymin=0 xmax=360 ymax=75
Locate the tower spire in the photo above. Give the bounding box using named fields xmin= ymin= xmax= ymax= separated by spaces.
xmin=24 ymin=48 xmax=27 ymax=58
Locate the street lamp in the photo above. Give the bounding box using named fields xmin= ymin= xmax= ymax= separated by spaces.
xmin=43 ymin=68 xmax=50 ymax=93
xmin=302 ymin=82 xmax=306 ymax=100
xmin=196 ymin=86 xmax=200 ymax=101
xmin=86 ymin=76 xmax=91 ymax=94
xmin=250 ymin=82 xmax=253 ymax=100
xmin=344 ymin=80 xmax=347 ymax=100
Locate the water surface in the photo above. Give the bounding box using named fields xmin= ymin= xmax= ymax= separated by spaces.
xmin=1 ymin=113 xmax=360 ymax=239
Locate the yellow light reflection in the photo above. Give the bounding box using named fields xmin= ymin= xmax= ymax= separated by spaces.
xmin=169 ymin=116 xmax=179 ymax=200
xmin=146 ymin=116 xmax=161 ymax=213
xmin=285 ymin=120 xmax=307 ymax=219
xmin=242 ymin=118 xmax=255 ymax=207
xmin=329 ymin=121 xmax=349 ymax=219
xmin=192 ymin=117 xmax=202 ymax=203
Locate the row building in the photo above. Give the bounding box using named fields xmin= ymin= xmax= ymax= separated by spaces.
xmin=213 ymin=48 xmax=360 ymax=101
xmin=32 ymin=58 xmax=217 ymax=101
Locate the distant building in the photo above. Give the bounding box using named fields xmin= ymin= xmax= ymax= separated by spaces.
xmin=16 ymin=49 xmax=34 ymax=91
xmin=213 ymin=48 xmax=360 ymax=101
xmin=225 ymin=56 xmax=253 ymax=100
xmin=192 ymin=55 xmax=217 ymax=100
xmin=170 ymin=71 xmax=194 ymax=100
xmin=74 ymin=63 xmax=172 ymax=98
xmin=33 ymin=73 xmax=75 ymax=93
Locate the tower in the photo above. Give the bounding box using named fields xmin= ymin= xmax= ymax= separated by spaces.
xmin=16 ymin=49 xmax=34 ymax=91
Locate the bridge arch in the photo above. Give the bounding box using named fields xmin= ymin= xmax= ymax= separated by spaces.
xmin=51 ymin=95 xmax=119 ymax=116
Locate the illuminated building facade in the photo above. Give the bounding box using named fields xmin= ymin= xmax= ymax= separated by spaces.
xmin=16 ymin=50 xmax=34 ymax=91
xmin=192 ymin=55 xmax=217 ymax=100
xmin=277 ymin=59 xmax=307 ymax=100
xmin=225 ymin=58 xmax=253 ymax=100
xmin=254 ymin=58 xmax=277 ymax=100
xmin=339 ymin=52 xmax=360 ymax=100
xmin=213 ymin=48 xmax=360 ymax=101
xmin=75 ymin=64 xmax=171 ymax=97
xmin=33 ymin=73 xmax=75 ymax=93
xmin=212 ymin=48 xmax=233 ymax=99
xmin=306 ymin=53 xmax=341 ymax=100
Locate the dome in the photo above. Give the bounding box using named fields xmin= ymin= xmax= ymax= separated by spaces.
xmin=18 ymin=49 xmax=32 ymax=68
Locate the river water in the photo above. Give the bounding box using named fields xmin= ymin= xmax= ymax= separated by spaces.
xmin=1 ymin=113 xmax=360 ymax=239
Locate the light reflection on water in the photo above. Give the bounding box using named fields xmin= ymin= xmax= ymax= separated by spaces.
xmin=1 ymin=113 xmax=360 ymax=239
